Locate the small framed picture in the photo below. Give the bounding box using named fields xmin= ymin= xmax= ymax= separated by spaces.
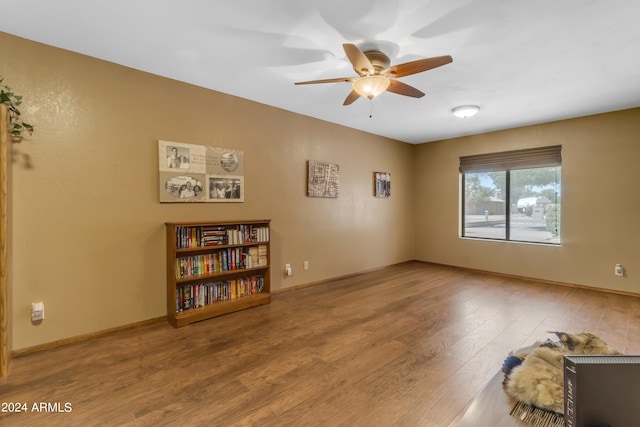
xmin=308 ymin=160 xmax=339 ymax=198
xmin=374 ymin=172 xmax=391 ymax=198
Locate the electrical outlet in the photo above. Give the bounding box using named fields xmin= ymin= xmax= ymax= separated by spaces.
xmin=615 ymin=264 xmax=624 ymax=277
xmin=31 ymin=302 xmax=44 ymax=321
xmin=303 ymin=260 xmax=309 ymax=270
xmin=285 ymin=263 xmax=292 ymax=276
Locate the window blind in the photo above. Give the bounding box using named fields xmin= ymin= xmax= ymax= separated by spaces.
xmin=459 ymin=145 xmax=562 ymax=173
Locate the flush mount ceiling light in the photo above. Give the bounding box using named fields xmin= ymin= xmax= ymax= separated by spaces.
xmin=452 ymin=105 xmax=480 ymax=118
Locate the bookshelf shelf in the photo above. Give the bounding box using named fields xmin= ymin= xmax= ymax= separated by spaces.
xmin=165 ymin=219 xmax=271 ymax=328
xmin=174 ymin=266 xmax=269 ymax=285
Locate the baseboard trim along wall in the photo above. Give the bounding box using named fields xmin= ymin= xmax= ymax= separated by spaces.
xmin=11 ymin=316 xmax=166 ymax=358
xmin=442 ymin=262 xmax=640 ymax=299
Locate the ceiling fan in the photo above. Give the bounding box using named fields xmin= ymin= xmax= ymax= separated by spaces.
xmin=295 ymin=43 xmax=453 ymax=106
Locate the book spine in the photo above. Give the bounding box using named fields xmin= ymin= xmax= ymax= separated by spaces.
xmin=183 ymin=227 xmax=187 ymax=248
xmin=564 ymin=357 xmax=576 ymax=427
xmin=182 ymin=286 xmax=192 ymax=311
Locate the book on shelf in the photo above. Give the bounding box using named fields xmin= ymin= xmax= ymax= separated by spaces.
xmin=258 ymin=244 xmax=268 ymax=266
xmin=182 ymin=286 xmax=192 ymax=311
xmin=243 ymin=251 xmax=253 ymax=269
xmin=201 ymin=226 xmax=227 ymax=246
xmin=201 ymin=236 xmax=227 ymax=246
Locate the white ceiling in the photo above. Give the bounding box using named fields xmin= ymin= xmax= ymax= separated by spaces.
xmin=1 ymin=0 xmax=640 ymax=144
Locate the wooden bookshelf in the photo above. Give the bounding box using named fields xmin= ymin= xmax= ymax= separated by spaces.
xmin=165 ymin=220 xmax=271 ymax=328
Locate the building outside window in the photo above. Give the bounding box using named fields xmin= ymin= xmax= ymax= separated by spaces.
xmin=460 ymin=146 xmax=561 ymax=244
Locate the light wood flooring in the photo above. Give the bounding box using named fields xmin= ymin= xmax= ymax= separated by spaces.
xmin=2 ymin=261 xmax=640 ymax=426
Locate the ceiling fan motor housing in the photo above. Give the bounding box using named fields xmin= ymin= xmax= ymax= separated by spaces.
xmin=364 ymin=50 xmax=391 ymax=75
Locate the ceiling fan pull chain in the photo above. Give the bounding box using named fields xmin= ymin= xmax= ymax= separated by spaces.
xmin=369 ymin=99 xmax=373 ymax=118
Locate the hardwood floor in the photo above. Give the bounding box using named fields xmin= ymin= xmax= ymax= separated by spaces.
xmin=2 ymin=261 xmax=640 ymax=426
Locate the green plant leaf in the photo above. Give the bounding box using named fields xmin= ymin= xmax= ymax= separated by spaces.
xmin=0 ymin=76 xmax=34 ymax=138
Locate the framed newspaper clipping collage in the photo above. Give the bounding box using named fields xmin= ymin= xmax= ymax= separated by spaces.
xmin=158 ymin=140 xmax=244 ymax=203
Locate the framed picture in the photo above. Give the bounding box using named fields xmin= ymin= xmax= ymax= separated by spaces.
xmin=158 ymin=140 xmax=244 ymax=203
xmin=374 ymin=172 xmax=391 ymax=198
xmin=307 ymin=160 xmax=339 ymax=198
xmin=207 ymin=176 xmax=243 ymax=201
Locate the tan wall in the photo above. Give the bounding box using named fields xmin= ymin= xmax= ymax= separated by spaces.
xmin=414 ymin=108 xmax=640 ymax=293
xmin=0 ymin=32 xmax=415 ymax=350
xmin=4 ymin=29 xmax=638 ymax=351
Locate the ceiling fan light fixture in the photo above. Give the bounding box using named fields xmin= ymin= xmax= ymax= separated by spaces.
xmin=452 ymin=105 xmax=480 ymax=118
xmin=352 ymin=75 xmax=390 ymax=100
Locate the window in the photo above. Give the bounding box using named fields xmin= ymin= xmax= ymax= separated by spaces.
xmin=460 ymin=146 xmax=561 ymax=244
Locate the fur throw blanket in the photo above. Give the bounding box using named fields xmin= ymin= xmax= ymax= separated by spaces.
xmin=502 ymin=332 xmax=621 ymax=414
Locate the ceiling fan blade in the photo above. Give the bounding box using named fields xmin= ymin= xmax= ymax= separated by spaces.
xmin=343 ymin=90 xmax=360 ymax=106
xmin=294 ymin=77 xmax=354 ymax=85
xmin=387 ymin=80 xmax=425 ymax=98
xmin=383 ymin=55 xmax=453 ymax=78
xmin=343 ymin=43 xmax=374 ymax=76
